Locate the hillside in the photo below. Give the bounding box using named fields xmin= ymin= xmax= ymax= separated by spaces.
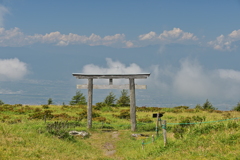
xmin=0 ymin=104 xmax=240 ymax=159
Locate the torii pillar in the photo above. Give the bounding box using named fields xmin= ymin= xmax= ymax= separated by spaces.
xmin=72 ymin=73 xmax=150 ymax=131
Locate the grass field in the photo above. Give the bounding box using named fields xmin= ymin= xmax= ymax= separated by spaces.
xmin=0 ymin=104 xmax=240 ymax=160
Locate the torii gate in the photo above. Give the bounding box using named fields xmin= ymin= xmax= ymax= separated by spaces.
xmin=72 ymin=73 xmax=150 ymax=131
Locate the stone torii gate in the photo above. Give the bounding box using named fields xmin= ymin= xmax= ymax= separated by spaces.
xmin=72 ymin=73 xmax=150 ymax=131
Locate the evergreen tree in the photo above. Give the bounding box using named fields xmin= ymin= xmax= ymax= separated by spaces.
xmin=69 ymin=91 xmax=87 ymax=105
xmin=104 ymin=92 xmax=116 ymax=106
xmin=48 ymin=98 xmax=53 ymax=105
xmin=0 ymin=100 xmax=4 ymax=105
xmin=202 ymin=99 xmax=217 ymax=110
xmin=117 ymin=89 xmax=130 ymax=107
xmin=233 ymin=102 xmax=240 ymax=111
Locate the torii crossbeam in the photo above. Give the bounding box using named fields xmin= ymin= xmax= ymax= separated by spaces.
xmin=72 ymin=73 xmax=150 ymax=131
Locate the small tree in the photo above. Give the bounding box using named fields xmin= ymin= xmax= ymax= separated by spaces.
xmin=70 ymin=91 xmax=87 ymax=105
xmin=0 ymin=100 xmax=4 ymax=105
xmin=104 ymin=92 xmax=116 ymax=106
xmin=195 ymin=104 xmax=203 ymax=110
xmin=117 ymin=89 xmax=130 ymax=107
xmin=48 ymin=98 xmax=53 ymax=105
xmin=233 ymin=102 xmax=240 ymax=111
xmin=202 ymin=99 xmax=217 ymax=110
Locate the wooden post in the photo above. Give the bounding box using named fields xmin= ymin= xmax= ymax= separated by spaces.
xmin=44 ymin=114 xmax=46 ymax=123
xmin=87 ymin=78 xmax=93 ymax=129
xmin=156 ymin=113 xmax=159 ymax=136
xmin=129 ymin=78 xmax=136 ymax=131
xmin=142 ymin=140 xmax=144 ymax=150
xmin=162 ymin=120 xmax=167 ymax=146
xmin=109 ymin=79 xmax=113 ymax=85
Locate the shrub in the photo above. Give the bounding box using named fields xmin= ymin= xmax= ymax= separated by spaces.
xmin=53 ymin=113 xmax=75 ymax=120
xmin=112 ymin=109 xmax=130 ymax=119
xmin=42 ymin=105 xmax=49 ymax=109
xmin=0 ymin=100 xmax=4 ymax=105
xmin=184 ymin=109 xmax=195 ymax=113
xmin=174 ymin=106 xmax=189 ymax=110
xmin=195 ymin=104 xmax=203 ymax=110
xmin=93 ymin=117 xmax=107 ymax=122
xmin=104 ymin=92 xmax=116 ymax=106
xmin=70 ymin=91 xmax=87 ymax=105
xmin=100 ymin=106 xmax=113 ymax=112
xmin=29 ymin=110 xmax=54 ymax=120
xmin=116 ymin=89 xmax=130 ymax=107
xmin=45 ymin=121 xmax=80 ymax=141
xmin=76 ymin=109 xmax=100 ymax=120
xmin=138 ymin=117 xmax=153 ymax=123
xmin=202 ymin=99 xmax=217 ymax=110
xmin=233 ymin=102 xmax=240 ymax=111
xmin=94 ymin=102 xmax=106 ymax=110
xmin=48 ymin=98 xmax=53 ymax=105
xmin=173 ymin=125 xmax=185 ymax=139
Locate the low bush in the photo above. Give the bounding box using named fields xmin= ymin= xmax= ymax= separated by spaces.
xmin=138 ymin=117 xmax=153 ymax=123
xmin=29 ymin=110 xmax=54 ymax=120
xmin=112 ymin=109 xmax=130 ymax=119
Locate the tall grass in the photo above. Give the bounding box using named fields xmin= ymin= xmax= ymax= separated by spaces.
xmin=0 ymin=104 xmax=240 ymax=159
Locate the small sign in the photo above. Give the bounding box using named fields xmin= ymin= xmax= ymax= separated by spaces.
xmin=152 ymin=113 xmax=163 ymax=118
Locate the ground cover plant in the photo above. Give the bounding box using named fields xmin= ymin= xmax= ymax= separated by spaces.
xmin=0 ymin=103 xmax=240 ymax=159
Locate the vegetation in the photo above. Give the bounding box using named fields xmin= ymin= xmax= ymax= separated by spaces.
xmin=233 ymin=102 xmax=240 ymax=111
xmin=116 ymin=89 xmax=130 ymax=107
xmin=0 ymin=99 xmax=4 ymax=105
xmin=69 ymin=91 xmax=87 ymax=105
xmin=103 ymin=91 xmax=116 ymax=106
xmin=47 ymin=98 xmax=53 ymax=105
xmin=194 ymin=99 xmax=217 ymax=110
xmin=0 ymin=103 xmax=240 ymax=159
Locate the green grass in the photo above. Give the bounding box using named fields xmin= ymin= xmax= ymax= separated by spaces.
xmin=0 ymin=104 xmax=240 ymax=159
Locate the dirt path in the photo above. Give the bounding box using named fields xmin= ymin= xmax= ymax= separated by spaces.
xmin=102 ymin=131 xmax=119 ymax=156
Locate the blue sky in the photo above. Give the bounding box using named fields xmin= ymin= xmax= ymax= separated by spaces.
xmin=1 ymin=0 xmax=240 ymax=109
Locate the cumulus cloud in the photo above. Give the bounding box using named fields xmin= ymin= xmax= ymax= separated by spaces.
xmin=0 ymin=5 xmax=9 ymax=27
xmin=138 ymin=28 xmax=198 ymax=46
xmin=0 ymin=27 xmax=129 ymax=47
xmin=0 ymin=27 xmax=200 ymax=48
xmin=150 ymin=58 xmax=240 ymax=101
xmin=82 ymin=58 xmax=143 ymax=74
xmin=139 ymin=31 xmax=157 ymax=40
xmin=79 ymin=58 xmax=240 ymax=104
xmin=208 ymin=29 xmax=240 ymax=51
xmin=81 ymin=58 xmax=145 ymax=84
xmin=0 ymin=58 xmax=28 ymax=81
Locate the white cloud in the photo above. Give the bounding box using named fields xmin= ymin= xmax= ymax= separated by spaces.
xmin=0 ymin=5 xmax=9 ymax=27
xmin=0 ymin=27 xmax=127 ymax=47
xmin=82 ymin=58 xmax=143 ymax=74
xmin=139 ymin=31 xmax=157 ymax=40
xmin=79 ymin=58 xmax=240 ymax=104
xmin=0 ymin=27 xmax=199 ymax=48
xmin=81 ymin=58 xmax=145 ymax=84
xmin=0 ymin=89 xmax=23 ymax=94
xmin=150 ymin=58 xmax=240 ymax=101
xmin=208 ymin=29 xmax=240 ymax=51
xmin=172 ymin=59 xmax=218 ymax=98
xmin=218 ymin=69 xmax=240 ymax=81
xmin=124 ymin=41 xmax=134 ymax=48
xmin=138 ymin=28 xmax=198 ymax=45
xmin=0 ymin=58 xmax=28 ymax=81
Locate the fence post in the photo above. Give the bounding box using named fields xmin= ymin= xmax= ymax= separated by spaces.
xmin=162 ymin=120 xmax=167 ymax=146
xmin=142 ymin=140 xmax=145 ymax=150
xmin=156 ymin=113 xmax=159 ymax=136
xmin=44 ymin=114 xmax=46 ymax=123
xmin=152 ymin=135 xmax=155 ymax=143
